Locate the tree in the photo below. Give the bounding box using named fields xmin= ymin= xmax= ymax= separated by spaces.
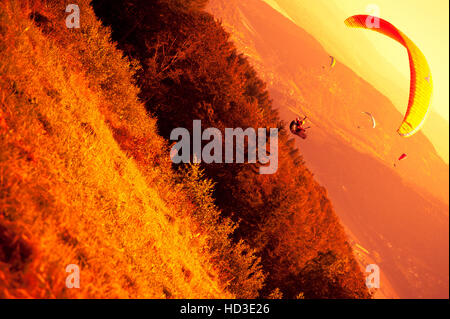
xmin=92 ymin=0 xmax=371 ymax=299
xmin=162 ymin=0 xmax=209 ymax=11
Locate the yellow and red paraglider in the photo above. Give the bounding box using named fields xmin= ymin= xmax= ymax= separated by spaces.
xmin=329 ymin=56 xmax=336 ymax=68
xmin=345 ymin=15 xmax=433 ymax=138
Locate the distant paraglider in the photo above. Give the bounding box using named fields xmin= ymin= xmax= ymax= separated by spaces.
xmin=394 ymin=153 xmax=408 ymax=167
xmin=361 ymin=112 xmax=376 ymax=128
xmin=329 ymin=55 xmax=336 ymax=68
xmin=345 ymin=15 xmax=433 ymax=138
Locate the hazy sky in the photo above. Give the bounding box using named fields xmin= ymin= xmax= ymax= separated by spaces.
xmin=264 ymin=0 xmax=449 ymax=162
xmin=267 ymin=0 xmax=449 ymax=120
xmin=334 ymin=0 xmax=449 ymax=121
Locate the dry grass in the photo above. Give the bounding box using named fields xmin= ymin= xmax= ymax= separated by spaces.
xmin=0 ymin=0 xmax=230 ymax=298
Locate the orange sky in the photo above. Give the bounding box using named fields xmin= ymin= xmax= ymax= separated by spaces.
xmin=263 ymin=0 xmax=449 ymax=162
xmin=335 ymin=0 xmax=449 ymax=121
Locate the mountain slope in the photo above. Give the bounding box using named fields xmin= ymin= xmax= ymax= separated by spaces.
xmin=207 ymin=0 xmax=449 ymax=298
xmin=92 ymin=0 xmax=371 ymax=298
xmin=0 ymin=0 xmax=231 ymax=298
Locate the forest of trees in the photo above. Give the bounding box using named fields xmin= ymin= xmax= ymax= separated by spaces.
xmin=92 ymin=0 xmax=370 ymax=298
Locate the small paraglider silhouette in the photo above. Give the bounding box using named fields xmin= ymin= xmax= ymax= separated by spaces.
xmin=329 ymin=56 xmax=336 ymax=68
xmin=394 ymin=153 xmax=408 ymax=167
xmin=361 ymin=112 xmax=376 ymax=128
xmin=322 ymin=56 xmax=336 ymax=70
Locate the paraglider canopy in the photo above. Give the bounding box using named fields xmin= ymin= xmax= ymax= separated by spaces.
xmin=361 ymin=112 xmax=376 ymax=128
xmin=345 ymin=15 xmax=433 ymax=137
xmin=394 ymin=153 xmax=408 ymax=167
xmin=329 ymin=56 xmax=336 ymax=68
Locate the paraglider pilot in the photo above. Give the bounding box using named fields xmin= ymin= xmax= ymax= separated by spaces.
xmin=290 ymin=116 xmax=309 ymax=139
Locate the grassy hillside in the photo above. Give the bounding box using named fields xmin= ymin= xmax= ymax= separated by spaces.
xmin=1 ymin=0 xmax=371 ymax=299
xmin=0 ymin=0 xmax=252 ymax=298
